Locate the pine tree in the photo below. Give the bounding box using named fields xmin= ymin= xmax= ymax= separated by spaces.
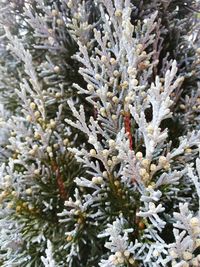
xmin=0 ymin=1 xmax=200 ymax=267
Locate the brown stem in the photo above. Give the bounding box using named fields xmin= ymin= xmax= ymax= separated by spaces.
xmin=124 ymin=111 xmax=133 ymax=150
xmin=51 ymin=161 xmax=67 ymax=200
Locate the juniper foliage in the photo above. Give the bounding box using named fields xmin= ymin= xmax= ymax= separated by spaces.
xmin=0 ymin=1 xmax=200 ymax=267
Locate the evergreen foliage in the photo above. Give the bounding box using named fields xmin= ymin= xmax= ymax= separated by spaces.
xmin=0 ymin=1 xmax=200 ymax=266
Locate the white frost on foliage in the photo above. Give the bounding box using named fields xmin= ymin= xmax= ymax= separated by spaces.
xmin=188 ymin=158 xmax=200 ymax=208
xmin=41 ymin=240 xmax=56 ymax=267
xmin=137 ymin=202 xmax=165 ymax=232
xmin=98 ymin=216 xmax=136 ymax=267
xmin=168 ymin=159 xmax=200 ymax=266
xmin=129 ymin=60 xmax=183 ymax=161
